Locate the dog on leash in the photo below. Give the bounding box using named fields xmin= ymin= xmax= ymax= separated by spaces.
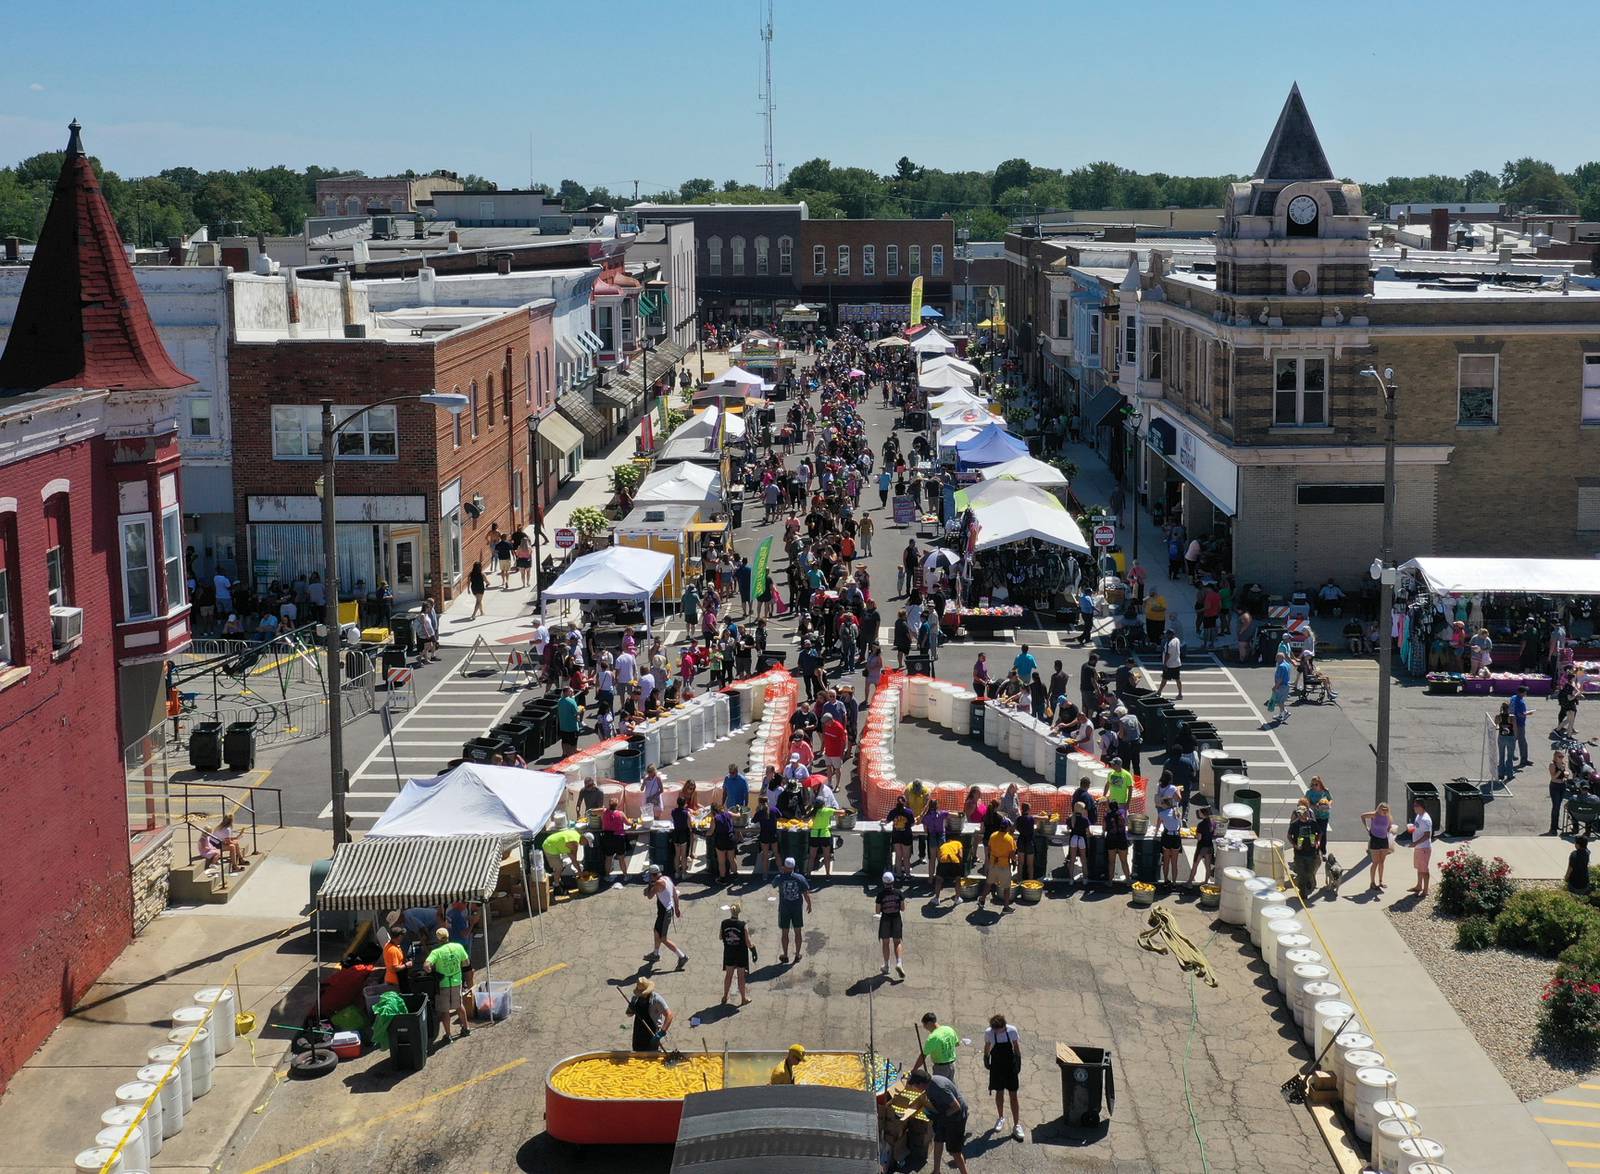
xmin=1322 ymin=853 xmax=1344 ymax=890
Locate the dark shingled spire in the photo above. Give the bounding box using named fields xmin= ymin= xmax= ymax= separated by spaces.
xmin=1253 ymin=83 xmax=1333 ymax=184
xmin=0 ymin=119 xmax=194 ymax=396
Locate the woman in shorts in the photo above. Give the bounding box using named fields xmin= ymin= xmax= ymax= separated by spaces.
xmin=671 ymin=792 xmax=694 ymax=877
xmin=1103 ymin=800 xmax=1131 ymax=884
xmin=710 ymin=801 xmax=737 ymax=881
xmin=887 ymin=795 xmax=916 ymax=877
xmin=983 ymin=1014 xmax=1024 ymax=1140
xmin=719 ymin=901 xmax=753 ymax=1006
xmin=1067 ymin=801 xmax=1090 ymax=884
xmin=1360 ymin=801 xmax=1393 ymax=890
xmin=514 ymin=532 xmax=533 ymax=589
xmin=753 ymin=795 xmax=780 ymax=874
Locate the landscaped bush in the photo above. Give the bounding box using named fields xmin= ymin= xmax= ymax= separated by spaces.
xmin=1539 ymin=976 xmax=1600 ymax=1052
xmin=1557 ymin=933 xmax=1600 ymax=984
xmin=568 ymin=506 xmax=611 ymax=538
xmin=1493 ymin=889 xmax=1600 ymax=958
xmin=1437 ymin=848 xmax=1514 ymax=919
xmin=1456 ymin=916 xmax=1495 ymax=951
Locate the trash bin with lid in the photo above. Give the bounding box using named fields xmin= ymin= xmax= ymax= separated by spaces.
xmin=1055 ymin=743 xmax=1072 ymax=787
xmin=222 ymin=721 xmax=256 ymax=771
xmin=1233 ymin=788 xmax=1261 ymax=834
xmin=1443 ymin=780 xmax=1484 ymax=837
xmin=189 ymin=721 xmax=224 ymax=771
xmin=1404 ymin=781 xmax=1441 ymax=835
xmin=906 ymin=654 xmax=933 ymax=676
xmin=861 ymin=824 xmax=889 ymax=878
xmin=1055 ymin=1043 xmax=1115 ymax=1128
xmin=387 ymin=991 xmax=431 ymax=1072
xmin=1132 ymin=834 xmax=1160 ymax=883
xmin=969 ymin=698 xmax=987 ymax=745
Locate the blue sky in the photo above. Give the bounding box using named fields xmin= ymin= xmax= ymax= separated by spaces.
xmin=4 ymin=0 xmax=1595 ymax=187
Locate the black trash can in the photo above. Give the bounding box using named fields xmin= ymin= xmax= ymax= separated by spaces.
xmin=391 ymin=616 xmax=416 ymax=654
xmin=724 ymin=688 xmax=742 ymax=730
xmin=615 ymin=747 xmax=643 ymax=784
xmin=381 ymin=645 xmax=408 ymax=676
xmin=1086 ymin=827 xmax=1108 ymax=883
xmin=1132 ymin=835 xmax=1160 ymax=883
xmin=493 ymin=720 xmax=540 ymax=761
xmin=1210 ymin=758 xmax=1247 ymax=808
xmin=1233 ymin=788 xmax=1261 ymax=835
xmin=388 ymin=991 xmax=431 ymax=1072
xmin=1443 ymin=780 xmax=1484 ymax=837
xmin=223 ymin=721 xmax=256 ymax=771
xmin=1405 ymin=781 xmax=1441 ymax=835
xmin=906 ymin=654 xmax=933 ymax=676
xmin=1055 ymin=743 xmax=1072 ymax=787
xmin=757 ymin=650 xmax=788 ymax=673
xmin=463 ymin=735 xmax=512 ymax=763
xmin=189 ymin=721 xmax=224 ymax=771
xmin=969 ymin=698 xmax=987 ymax=746
xmin=1056 ymin=1044 xmax=1115 ymax=1129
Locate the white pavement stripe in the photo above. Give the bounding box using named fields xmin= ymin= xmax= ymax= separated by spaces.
xmin=392 ymin=740 xmax=475 ymax=747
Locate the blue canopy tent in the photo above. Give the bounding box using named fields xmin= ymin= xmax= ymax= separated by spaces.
xmin=920 ymin=306 xmax=943 ymax=319
xmin=954 ymin=422 xmax=1028 ymax=468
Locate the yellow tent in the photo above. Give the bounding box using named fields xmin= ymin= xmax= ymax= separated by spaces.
xmin=977 ymin=319 xmax=993 ymax=328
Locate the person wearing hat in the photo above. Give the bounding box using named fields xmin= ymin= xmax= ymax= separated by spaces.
xmin=423 ymin=927 xmax=471 ymax=1042
xmin=770 ymin=1043 xmax=806 ymax=1084
xmin=627 ymin=977 xmax=672 ymax=1052
xmin=875 ymin=871 xmax=906 ymax=978
xmin=643 ymin=865 xmax=687 ymax=970
xmin=772 ymin=857 xmax=813 ymax=965
xmin=719 ymin=901 xmax=755 ymax=1006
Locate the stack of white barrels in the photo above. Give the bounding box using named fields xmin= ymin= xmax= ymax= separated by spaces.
xmin=75 ymin=985 xmax=238 ymax=1173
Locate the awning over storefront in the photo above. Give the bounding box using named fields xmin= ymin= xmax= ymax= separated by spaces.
xmin=653 ymin=340 xmax=688 ymax=367
xmin=579 ymin=330 xmax=606 ymax=355
xmin=536 ymin=407 xmax=585 ymax=458
xmin=555 ymin=398 xmax=605 ymax=446
xmin=556 ymin=332 xmax=587 ymax=365
xmin=1146 ymin=409 xmax=1239 ymax=517
xmin=593 ymin=382 xmax=633 ymax=412
xmin=1397 ymin=558 xmax=1600 ymax=597
xmin=1084 ymin=385 xmax=1126 ymax=428
xmin=314 ymin=833 xmax=504 ymax=913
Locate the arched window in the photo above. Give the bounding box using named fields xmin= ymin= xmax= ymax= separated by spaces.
xmin=813 ymin=245 xmax=826 ymax=276
xmin=525 ymin=353 xmax=533 ymax=405
xmin=731 ymin=235 xmax=746 ymax=276
xmin=345 ymin=195 xmax=361 ymax=216
xmin=486 ymin=374 xmax=496 ymax=427
xmin=706 ymin=235 xmax=722 ymax=276
xmin=886 ymin=245 xmax=900 ymax=276
xmin=322 ymin=198 xmax=338 ymax=216
xmin=778 ymin=236 xmax=793 ymax=275
xmin=755 ymin=236 xmax=770 ymax=275
xmin=469 ymin=380 xmax=480 ymax=438
xmin=863 ymin=245 xmax=876 ymax=277
xmin=503 ymin=353 xmax=514 ymax=420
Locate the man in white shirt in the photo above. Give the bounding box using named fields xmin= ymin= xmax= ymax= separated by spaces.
xmin=1407 ymin=798 xmax=1434 ymax=897
xmin=1155 ymin=632 xmax=1184 ymax=701
xmin=615 ymin=649 xmax=638 ymax=690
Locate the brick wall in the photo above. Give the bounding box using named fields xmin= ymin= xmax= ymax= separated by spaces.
xmin=0 ymin=438 xmax=133 ymax=1094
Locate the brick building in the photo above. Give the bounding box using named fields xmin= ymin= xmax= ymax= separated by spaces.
xmin=631 ymin=202 xmax=806 ymax=327
xmin=0 ymin=122 xmax=196 ymax=1092
xmin=229 ymin=280 xmax=556 ymax=604
xmin=797 ymin=219 xmax=956 ymax=326
xmin=314 ymin=171 xmax=464 ymax=217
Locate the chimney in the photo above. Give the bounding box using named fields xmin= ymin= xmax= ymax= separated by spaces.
xmin=448 ymin=230 xmax=459 ymax=245
xmin=417 ymin=265 xmax=436 ymax=306
xmin=1430 ymin=208 xmax=1449 ymax=251
xmin=339 ymin=270 xmax=365 ymax=338
xmin=3 ymin=237 xmax=18 ymax=261
xmin=284 ymin=268 xmax=302 ymax=335
xmin=167 ymin=235 xmax=185 ymax=265
xmin=352 ymin=239 xmax=370 ymax=265
xmin=414 ymin=216 xmax=426 ymax=240
xmin=494 ymin=252 xmax=512 ymax=276
xmin=1498 ymin=244 xmax=1515 ymax=266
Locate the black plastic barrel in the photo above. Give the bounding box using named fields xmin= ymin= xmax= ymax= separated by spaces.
xmin=1057 ymin=1045 xmax=1114 ymax=1129
xmin=725 ymin=688 xmax=743 ymax=730
xmin=189 ymin=721 xmax=224 ymax=771
xmin=614 ymin=748 xmax=643 ymax=784
xmin=388 ymin=991 xmax=430 ymax=1072
xmin=1055 ymin=743 xmax=1071 ymax=787
xmin=1132 ymin=836 xmax=1160 ymax=883
xmin=1406 ymin=781 xmax=1442 ymax=835
xmin=1444 ymin=780 xmax=1484 ymax=836
xmin=1086 ymin=827 xmax=1108 ymax=882
xmin=223 ymin=721 xmax=256 ymax=771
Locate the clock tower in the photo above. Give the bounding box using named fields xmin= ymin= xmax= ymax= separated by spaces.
xmin=1216 ymin=84 xmax=1370 ymax=313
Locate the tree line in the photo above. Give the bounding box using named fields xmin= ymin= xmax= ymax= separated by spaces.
xmin=2 ymin=150 xmax=1597 ymax=248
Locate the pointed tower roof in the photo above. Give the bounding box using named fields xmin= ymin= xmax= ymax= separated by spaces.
xmin=0 ymin=120 xmax=194 ymax=396
xmin=1252 ymin=84 xmax=1333 ymax=184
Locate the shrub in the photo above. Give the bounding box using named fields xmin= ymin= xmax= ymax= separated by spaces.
xmin=1456 ymin=916 xmax=1495 ymax=951
xmin=611 ymin=462 xmax=646 ymax=495
xmin=1438 ymin=849 xmax=1515 ymax=919
xmin=1539 ymin=977 xmax=1600 ymax=1053
xmin=1558 ymin=933 xmax=1600 ymax=984
xmin=568 ymin=507 xmax=611 ymax=538
xmin=1493 ymin=889 xmax=1600 ymax=958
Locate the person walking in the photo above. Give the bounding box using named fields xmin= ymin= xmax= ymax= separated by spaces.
xmin=1304 ymin=776 xmax=1332 ymax=852
xmin=1288 ymin=799 xmax=1322 ymax=899
xmin=626 ymin=977 xmax=672 ymax=1052
xmin=1265 ymin=651 xmax=1293 ymax=725
xmin=468 ymin=560 xmax=488 ymax=619
xmin=643 ymin=865 xmax=687 ymax=969
xmin=1360 ymin=803 xmax=1393 ymax=890
xmin=1495 ymin=702 xmax=1518 ymax=783
xmin=773 ymin=857 xmax=813 ymax=965
xmin=1155 ymin=630 xmax=1184 ymax=700
xmin=876 ymin=871 xmax=906 ymax=978
xmin=1406 ymin=797 xmax=1434 ymax=897
xmin=906 ymin=1069 xmax=970 ymax=1174
xmin=983 ymin=1015 xmax=1025 ymax=1141
xmin=719 ymin=902 xmax=754 ymax=1006
xmin=1187 ymin=805 xmax=1215 ymax=886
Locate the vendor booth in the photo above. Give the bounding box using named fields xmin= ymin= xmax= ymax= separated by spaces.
xmin=979 ymin=453 xmax=1069 ymax=488
xmin=635 ymin=463 xmax=724 ymax=511
xmin=956 ymin=478 xmax=1064 ymax=513
xmin=911 ymin=328 xmax=957 ymax=357
xmin=970 ymin=496 xmax=1088 ymax=553
xmin=694 ymin=366 xmax=764 ymax=403
xmin=918 ymin=366 xmax=975 ymax=393
xmin=923 ymin=354 xmax=981 ymax=379
xmin=545 ymin=544 xmax=678 ymax=627
xmin=368 ymin=763 xmax=565 ymax=842
xmin=656 ymin=407 xmax=745 ymax=467
xmin=727 ymin=332 xmax=788 ymax=390
xmin=954 ymin=422 xmax=1028 ymax=468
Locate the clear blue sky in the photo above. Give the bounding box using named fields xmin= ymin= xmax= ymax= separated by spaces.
xmin=4 ymin=0 xmax=1594 ymax=187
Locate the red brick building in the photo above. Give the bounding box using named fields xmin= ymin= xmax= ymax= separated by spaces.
xmin=0 ymin=122 xmax=195 ymax=1092
xmin=798 ymin=219 xmax=956 ymax=325
xmin=229 ymin=293 xmax=557 ymax=604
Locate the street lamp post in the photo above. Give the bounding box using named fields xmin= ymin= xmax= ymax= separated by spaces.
xmin=526 ymin=412 xmax=546 ymax=618
xmin=320 ymin=390 xmax=468 ymax=846
xmin=1361 ymin=365 xmax=1399 ymax=808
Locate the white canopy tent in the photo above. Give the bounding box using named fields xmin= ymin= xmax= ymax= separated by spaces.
xmin=922 ymin=354 xmax=981 ymax=379
xmin=545 ymin=545 xmax=677 ymax=629
xmin=926 ymin=388 xmax=988 ymax=413
xmin=956 ymin=478 xmax=1063 ymax=511
xmin=937 ymin=424 xmax=986 ymax=449
xmin=979 ymin=454 xmax=1069 ymax=488
xmin=918 ymin=367 xmax=976 ymax=392
xmin=912 ymin=330 xmax=957 ymax=357
xmin=930 ymin=402 xmax=995 ymax=428
xmin=1398 ymin=557 xmax=1600 ymax=596
xmin=674 ymin=406 xmax=747 ymax=442
xmin=636 ymin=462 xmax=723 ymax=509
xmin=369 ymin=763 xmax=567 ymax=842
xmin=970 ymin=497 xmax=1089 ymax=553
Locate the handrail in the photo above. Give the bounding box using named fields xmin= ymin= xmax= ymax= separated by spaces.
xmin=171 ymin=780 xmax=283 ymax=865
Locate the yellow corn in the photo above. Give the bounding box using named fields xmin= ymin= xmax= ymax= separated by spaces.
xmin=794 ymin=1053 xmax=867 ymax=1089
xmin=549 ymin=1054 xmax=724 ymax=1099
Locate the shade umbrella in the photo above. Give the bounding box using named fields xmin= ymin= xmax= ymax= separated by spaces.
xmin=977 ymin=318 xmax=994 ymax=328
xmin=873 ymin=336 xmax=910 ymax=349
xmin=848 ymin=368 xmax=866 ymax=379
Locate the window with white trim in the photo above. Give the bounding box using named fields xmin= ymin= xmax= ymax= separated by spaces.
xmin=1123 ymin=318 xmax=1137 ymax=366
xmin=1087 ymin=312 xmax=1101 ymax=361
xmin=1273 ymin=356 xmax=1328 ymax=426
xmin=162 ymin=505 xmax=184 ymax=610
xmin=1145 ymin=325 xmax=1162 ymax=379
xmin=813 ymin=245 xmax=826 ymax=276
xmin=863 ymin=245 xmax=875 ymax=276
xmin=185 ymin=396 xmax=213 ymax=438
xmin=909 ymin=246 xmax=922 ymax=276
xmin=1583 ymin=354 xmax=1600 ymax=424
xmin=931 ymin=245 xmax=944 ymax=276
xmin=778 ymin=236 xmax=792 ymax=275
xmin=0 ymin=566 xmax=10 ymax=666
xmin=731 ymin=235 xmax=746 ymax=276
xmin=525 ymin=354 xmax=533 ymax=405
xmin=1056 ymin=299 xmax=1071 ymax=338
xmin=453 ymin=386 xmax=463 ymax=447
xmin=887 ymin=245 xmax=900 ymax=276
xmin=120 ymin=514 xmax=155 ymax=621
xmin=1457 ymin=354 xmax=1498 ymax=426
xmin=43 ymin=494 xmax=70 ymax=609
xmin=706 ymin=235 xmax=722 ymax=276
xmin=837 ymin=245 xmax=849 ymax=276
xmin=274 ymin=404 xmax=396 ymax=458
xmin=755 ymin=236 xmax=770 ymax=275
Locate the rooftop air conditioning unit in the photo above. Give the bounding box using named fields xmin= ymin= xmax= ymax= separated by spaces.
xmin=50 ymin=605 xmax=84 ymax=648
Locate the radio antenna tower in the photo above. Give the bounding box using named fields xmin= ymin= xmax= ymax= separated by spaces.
xmin=759 ymin=0 xmax=776 ymax=189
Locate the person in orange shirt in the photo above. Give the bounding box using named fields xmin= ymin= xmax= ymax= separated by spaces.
xmin=979 ymin=820 xmax=1017 ymax=913
xmin=382 ymin=925 xmax=409 ymax=991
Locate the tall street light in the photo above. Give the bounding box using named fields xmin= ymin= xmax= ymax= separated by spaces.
xmin=1360 ymin=365 xmax=1399 ymax=808
xmin=319 ymin=390 xmax=469 ymax=846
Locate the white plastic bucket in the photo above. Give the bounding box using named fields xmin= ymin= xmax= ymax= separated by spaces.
xmin=1251 ymin=890 xmax=1293 ymax=947
xmin=1312 ymin=1001 xmax=1356 ymax=1057
xmin=135 ymin=1064 xmax=183 ymax=1137
xmin=907 ymin=676 xmax=930 ymax=718
xmin=172 ymin=1006 xmax=215 ymax=1078
xmin=191 ymin=987 xmax=236 ymax=1054
xmin=168 ymin=1025 xmax=213 ymax=1097
xmin=1215 ymin=839 xmax=1250 ymax=874
xmin=657 ymin=716 xmax=679 ymax=764
xmin=74 ymin=1148 xmax=121 ymax=1174
xmin=1279 ymin=947 xmax=1323 ymax=996
xmin=1376 ymin=1117 xmax=1423 ymax=1173
xmin=1297 ymin=982 xmax=1342 ymax=1042
xmin=1354 ymin=1066 xmax=1399 ymax=1141
xmin=983 ymin=706 xmax=1002 ymax=748
xmin=1395 ymin=1138 xmax=1444 ymax=1168
xmin=474 ymin=980 xmax=513 ymax=1021
xmin=1270 ymin=932 xmax=1312 ymax=980
xmin=949 ymin=692 xmax=972 ymax=736
xmin=1340 ymin=1051 xmax=1386 ymax=1119
xmin=146 ymin=1044 xmax=191 ymax=1112
xmin=712 ymin=691 xmax=730 ymax=737
xmin=1289 ymin=963 xmax=1331 ymax=1025
xmin=98 ymin=1107 xmax=149 ymax=1173
xmin=1332 ymin=1033 xmax=1374 ymax=1100
xmin=114 ymin=1083 xmax=162 ymax=1156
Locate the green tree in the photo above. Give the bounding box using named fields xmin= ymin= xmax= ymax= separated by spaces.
xmin=0 ymin=169 xmax=42 ymax=238
xmin=991 ymin=158 xmax=1034 ymax=202
xmin=1501 ymin=158 xmax=1576 ymax=209
xmin=893 ymin=155 xmax=922 ymax=183
xmin=457 ymin=173 xmax=498 ymax=192
xmin=1581 ymin=188 xmax=1600 ymax=223
xmin=1462 ymin=168 xmax=1501 ymax=202
xmin=783 ymin=157 xmax=834 ymax=195
xmin=679 ymin=177 xmax=715 ymax=200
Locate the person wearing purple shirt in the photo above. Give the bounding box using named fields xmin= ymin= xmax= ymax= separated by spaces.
xmin=922 ymin=802 xmax=948 ymax=884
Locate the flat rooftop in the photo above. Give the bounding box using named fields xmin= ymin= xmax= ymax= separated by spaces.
xmin=234 ymin=303 xmax=517 ymax=344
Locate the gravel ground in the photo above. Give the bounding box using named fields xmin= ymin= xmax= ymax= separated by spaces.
xmin=1386 ymin=886 xmax=1595 ymax=1101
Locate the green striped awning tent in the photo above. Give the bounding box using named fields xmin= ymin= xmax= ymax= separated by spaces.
xmin=314 ymin=834 xmax=505 ymax=912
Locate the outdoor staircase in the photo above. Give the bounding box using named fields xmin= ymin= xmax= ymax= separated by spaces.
xmin=168 ymin=852 xmax=264 ymax=905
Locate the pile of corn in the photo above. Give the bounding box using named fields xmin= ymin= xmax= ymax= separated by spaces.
xmin=794 ymin=1053 xmax=867 ymax=1089
xmin=778 ymin=819 xmax=808 ymax=830
xmin=549 ymin=1053 xmax=724 ymax=1099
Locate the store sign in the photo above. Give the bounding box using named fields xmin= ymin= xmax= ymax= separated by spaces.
xmin=1147 ymin=418 xmax=1176 ymax=457
xmin=1178 ymin=429 xmax=1199 ymax=475
xmin=1148 ymin=409 xmax=1238 ymax=517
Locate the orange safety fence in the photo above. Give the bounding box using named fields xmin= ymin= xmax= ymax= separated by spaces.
xmin=856 ymin=674 xmax=1148 ymax=821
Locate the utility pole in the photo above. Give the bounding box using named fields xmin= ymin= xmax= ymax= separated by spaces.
xmin=1362 ymin=365 xmax=1399 ymax=808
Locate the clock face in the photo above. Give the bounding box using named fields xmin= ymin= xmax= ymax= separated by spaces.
xmin=1288 ymin=195 xmax=1319 ymax=226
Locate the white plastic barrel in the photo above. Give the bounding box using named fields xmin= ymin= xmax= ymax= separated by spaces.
xmin=657 ymin=716 xmax=679 ymax=764
xmin=99 ymin=1107 xmax=149 ymax=1172
xmin=1395 ymin=1138 xmax=1444 ymax=1168
xmin=1354 ymin=1066 xmax=1399 ymax=1141
xmin=113 ymin=1084 xmax=162 ymax=1156
xmin=1001 ymin=714 xmax=1022 ymax=761
xmin=75 ymin=1148 xmax=121 ymax=1174
xmin=1340 ymin=1050 xmax=1386 ymax=1118
xmin=191 ymin=987 xmax=236 ymax=1055
xmin=1219 ymin=773 xmax=1249 ymax=809
xmin=172 ymin=1006 xmax=215 ymax=1073
xmin=1332 ymin=1033 xmax=1374 ymax=1099
xmin=1270 ymin=932 xmax=1312 ymax=980
xmin=1250 ymin=889 xmax=1293 ymax=947
xmin=1279 ymin=948 xmax=1323 ymax=996
xmin=1312 ymin=1000 xmax=1357 ymax=1057
xmin=146 ymin=1045 xmax=191 ymax=1112
xmin=1405 ymin=1160 xmax=1453 ymax=1174
xmin=1219 ymin=865 xmax=1255 ymax=926
xmin=1200 ymin=747 xmax=1227 ymax=800
xmin=907 ymin=676 xmax=930 ymax=718
xmin=1215 ymin=838 xmax=1250 ymax=874
xmin=983 ymin=705 xmax=1002 ymax=748
xmin=1297 ymin=982 xmax=1343 ymax=1042
xmin=1376 ymin=1117 xmax=1423 ymax=1173
xmin=168 ymin=1025 xmax=212 ymax=1097
xmin=1289 ymin=963 xmax=1332 ymax=1025
xmin=932 ymin=685 xmax=955 ymax=728
xmin=1031 ymin=729 xmax=1054 ymax=776
xmin=1253 ymin=839 xmax=1288 ymax=881
xmin=642 ymin=727 xmax=662 ymax=769
xmin=949 ymin=690 xmax=972 ymax=736
xmin=1373 ymin=1098 xmax=1419 ymax=1136
xmin=135 ymin=1064 xmax=183 ymax=1137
